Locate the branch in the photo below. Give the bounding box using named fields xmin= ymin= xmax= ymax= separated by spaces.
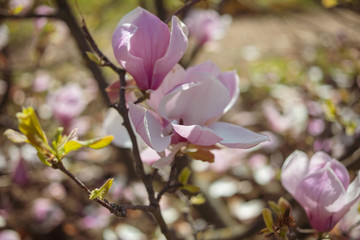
xmin=165 ymin=0 xmax=204 ymax=23
xmin=0 ymin=13 xmax=59 ymax=20
xmin=55 ymin=0 xmax=110 ymax=105
xmin=51 ymin=161 xmax=154 ymax=217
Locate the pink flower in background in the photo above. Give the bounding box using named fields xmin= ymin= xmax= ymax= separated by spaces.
xmin=34 ymin=5 xmax=55 ymax=31
xmin=47 ymin=84 xmax=87 ymax=127
xmin=112 ymin=7 xmax=188 ymax=90
xmin=184 ymin=9 xmax=231 ymax=45
xmin=128 ymin=61 xmax=268 ymax=165
xmin=281 ymin=150 xmax=360 ymax=232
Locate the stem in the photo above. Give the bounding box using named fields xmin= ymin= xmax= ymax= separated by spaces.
xmin=317 ymin=232 xmax=323 ymax=240
xmin=0 ymin=13 xmax=59 ymax=20
xmin=165 ymin=0 xmax=204 ymax=23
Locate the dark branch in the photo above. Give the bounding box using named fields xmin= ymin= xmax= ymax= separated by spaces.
xmin=165 ymin=0 xmax=203 ymax=24
xmin=0 ymin=13 xmax=59 ymax=20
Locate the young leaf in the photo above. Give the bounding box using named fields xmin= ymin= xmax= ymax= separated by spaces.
xmin=88 ymin=135 xmax=114 ymax=149
xmin=4 ymin=129 xmax=28 ymax=143
xmin=262 ymin=208 xmax=274 ymax=233
xmin=178 ymin=167 xmax=191 ymax=185
xmin=89 ymin=178 xmax=114 ymax=200
xmin=181 ymin=184 xmax=200 ymax=194
xmin=190 ymin=194 xmax=206 ymax=205
xmin=16 ymin=107 xmax=48 ymax=149
xmin=86 ymin=51 xmax=100 ymax=65
xmin=187 ymin=148 xmax=214 ymax=163
xmin=63 ymin=135 xmax=114 ymax=154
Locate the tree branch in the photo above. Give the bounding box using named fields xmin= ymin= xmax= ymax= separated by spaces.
xmin=165 ymin=0 xmax=204 ymax=23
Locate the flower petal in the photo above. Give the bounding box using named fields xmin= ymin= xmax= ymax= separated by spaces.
xmin=172 ymin=124 xmax=223 ymax=146
xmin=218 ymin=71 xmax=240 ymax=113
xmin=103 ymin=108 xmax=132 ymax=148
xmin=128 ymin=103 xmax=172 ymax=152
xmin=112 ymin=23 xmax=148 ymax=89
xmin=152 ymin=16 xmax=188 ymax=90
xmin=295 ymin=167 xmax=346 ymax=232
xmin=208 ymin=122 xmax=269 ymax=148
xmin=281 ymin=150 xmax=309 ymax=196
xmin=159 ymin=72 xmax=230 ymax=125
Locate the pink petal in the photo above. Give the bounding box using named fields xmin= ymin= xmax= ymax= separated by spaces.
xmin=159 ymin=72 xmax=230 ymax=125
xmin=187 ymin=60 xmax=221 ymax=76
xmin=152 ymin=143 xmax=187 ymax=168
xmin=148 ymin=64 xmax=187 ymax=112
xmin=281 ymin=150 xmax=309 ymax=196
xmin=152 ymin=16 xmax=188 ymax=90
xmin=112 ymin=24 xmax=148 ymax=89
xmin=218 ymin=71 xmax=240 ymax=113
xmin=129 ymin=103 xmax=172 ymax=152
xmin=208 ymin=122 xmax=269 ymax=148
xmin=309 ymin=152 xmax=350 ymax=188
xmin=172 ymin=124 xmax=223 ymax=146
xmin=295 ymin=167 xmax=346 ymax=232
xmin=103 ymin=108 xmax=132 ymax=148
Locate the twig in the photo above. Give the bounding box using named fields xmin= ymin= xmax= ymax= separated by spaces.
xmin=165 ymin=0 xmax=204 ymax=24
xmin=157 ymin=159 xmax=182 ymax=201
xmin=80 ymin=19 xmax=125 ymax=77
xmin=0 ymin=13 xmax=59 ymax=20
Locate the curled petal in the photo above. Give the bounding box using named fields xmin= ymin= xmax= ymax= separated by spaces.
xmin=218 ymin=71 xmax=240 ymax=113
xmin=152 ymin=16 xmax=188 ymax=90
xmin=129 ymin=103 xmax=172 ymax=152
xmin=281 ymin=150 xmax=309 ymax=196
xmin=208 ymin=122 xmax=269 ymax=149
xmin=112 ymin=24 xmax=148 ymax=89
xmin=172 ymin=124 xmax=223 ymax=146
xmin=159 ymin=72 xmax=230 ymax=125
xmin=295 ymin=167 xmax=346 ymax=232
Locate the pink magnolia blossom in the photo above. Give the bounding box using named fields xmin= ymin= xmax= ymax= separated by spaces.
xmin=184 ymin=9 xmax=231 ymax=45
xmin=281 ymin=150 xmax=360 ymax=232
xmin=47 ymin=84 xmax=87 ymax=127
xmin=112 ymin=7 xmax=188 ymax=91
xmin=129 ymin=61 xmax=268 ymax=161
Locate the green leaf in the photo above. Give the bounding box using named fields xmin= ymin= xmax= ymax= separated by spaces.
xmin=181 ymin=184 xmax=200 ymax=194
xmin=178 ymin=167 xmax=191 ymax=185
xmin=4 ymin=129 xmax=28 ymax=143
xmin=190 ymin=194 xmax=206 ymax=205
xmin=187 ymin=148 xmax=214 ymax=163
xmin=37 ymin=151 xmax=51 ymax=166
xmin=16 ymin=107 xmax=48 ymax=150
xmin=63 ymin=140 xmax=83 ymax=153
xmin=262 ymin=208 xmax=274 ymax=233
xmin=86 ymin=51 xmax=100 ymax=65
xmin=89 ymin=178 xmax=114 ymax=200
xmin=88 ymin=135 xmax=114 ymax=149
xmin=52 ymin=127 xmax=64 ymax=149
xmin=63 ymin=135 xmax=114 ymax=154
xmin=268 ymin=200 xmax=282 ymax=216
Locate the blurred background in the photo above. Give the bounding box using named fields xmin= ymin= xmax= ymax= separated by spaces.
xmin=0 ymin=0 xmax=359 ymax=239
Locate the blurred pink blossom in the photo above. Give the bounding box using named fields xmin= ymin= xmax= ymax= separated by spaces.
xmin=31 ymin=198 xmax=65 ymax=233
xmin=34 ymin=5 xmax=55 ymax=31
xmin=281 ymin=151 xmax=360 ymax=232
xmin=112 ymin=7 xmax=188 ymax=90
xmin=184 ymin=9 xmax=231 ymax=45
xmin=47 ymin=84 xmax=87 ymax=127
xmin=32 ymin=70 xmax=51 ymax=92
xmin=9 ymin=0 xmax=34 ymax=15
xmin=11 ymin=157 xmax=29 ymax=186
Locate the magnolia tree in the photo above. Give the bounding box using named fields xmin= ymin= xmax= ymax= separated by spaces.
xmin=1 ymin=0 xmax=360 ymax=240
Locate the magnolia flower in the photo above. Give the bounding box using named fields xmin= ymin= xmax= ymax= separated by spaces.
xmin=47 ymin=84 xmax=87 ymax=126
xmin=184 ymin=9 xmax=231 ymax=45
xmin=129 ymin=61 xmax=268 ymax=155
xmin=112 ymin=7 xmax=188 ymax=91
xmin=281 ymin=150 xmax=360 ymax=232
